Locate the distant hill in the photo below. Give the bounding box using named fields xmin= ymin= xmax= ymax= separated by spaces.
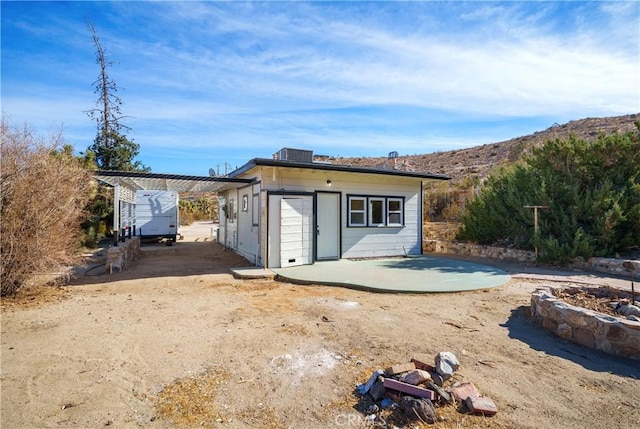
xmin=331 ymin=113 xmax=639 ymax=183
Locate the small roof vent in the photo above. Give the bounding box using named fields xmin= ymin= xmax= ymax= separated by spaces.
xmin=276 ymin=148 xmax=314 ymax=163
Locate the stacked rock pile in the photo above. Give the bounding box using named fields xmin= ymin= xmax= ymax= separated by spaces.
xmin=356 ymin=352 xmax=497 ymax=425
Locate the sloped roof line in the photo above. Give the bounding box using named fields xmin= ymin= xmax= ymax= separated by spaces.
xmin=229 ymin=158 xmax=451 ymax=180
xmin=93 ymin=170 xmax=253 ymax=193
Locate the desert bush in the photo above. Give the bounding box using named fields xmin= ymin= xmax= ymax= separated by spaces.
xmin=179 ymin=196 xmax=218 ymax=225
xmin=180 ymin=210 xmax=196 ymax=226
xmin=1 ymin=119 xmax=92 ymax=295
xmin=80 ymin=183 xmax=113 ymax=247
xmin=458 ymin=125 xmax=640 ymax=263
xmin=424 ymin=181 xmax=477 ymax=223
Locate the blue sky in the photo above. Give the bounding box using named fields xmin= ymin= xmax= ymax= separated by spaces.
xmin=2 ymin=1 xmax=638 ymax=175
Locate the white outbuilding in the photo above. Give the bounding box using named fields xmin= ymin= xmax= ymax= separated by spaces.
xmin=217 ymin=148 xmax=450 ymax=268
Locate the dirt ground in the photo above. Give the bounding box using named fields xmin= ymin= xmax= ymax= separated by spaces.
xmin=1 ymin=222 xmax=639 ymax=429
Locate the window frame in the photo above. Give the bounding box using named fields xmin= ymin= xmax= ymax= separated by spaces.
xmin=368 ymin=197 xmax=386 ymax=227
xmin=227 ymin=199 xmax=235 ymax=222
xmin=346 ymin=194 xmax=405 ymax=228
xmin=347 ymin=195 xmax=367 ymax=227
xmin=386 ymin=197 xmax=404 ymax=226
xmin=252 ymin=193 xmax=260 ymax=226
xmin=241 ymin=194 xmax=249 ymax=212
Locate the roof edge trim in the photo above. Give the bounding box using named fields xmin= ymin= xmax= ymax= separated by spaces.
xmin=93 ymin=170 xmax=253 ymax=184
xmin=229 ymin=158 xmax=451 ymax=180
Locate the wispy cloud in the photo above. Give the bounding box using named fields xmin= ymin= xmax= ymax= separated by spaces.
xmin=2 ymin=1 xmax=638 ymax=174
xmin=110 ymin=1 xmax=637 ymax=114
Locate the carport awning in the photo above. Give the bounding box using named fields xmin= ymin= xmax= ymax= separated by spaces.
xmin=93 ymin=170 xmax=253 ymax=193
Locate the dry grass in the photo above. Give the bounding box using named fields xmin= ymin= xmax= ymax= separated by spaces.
xmin=433 ymin=403 xmax=512 ymax=429
xmin=154 ymin=366 xmax=229 ymax=426
xmin=0 ymin=283 xmax=69 ymax=312
xmin=1 ymin=118 xmax=92 ymax=296
xmin=559 ymin=290 xmax=618 ymax=316
xmin=554 ymin=285 xmax=633 ymax=317
xmin=153 ymin=367 xmax=287 ymax=428
xmin=276 ymin=323 xmax=310 ymax=336
xmin=234 ymin=405 xmax=284 ymax=428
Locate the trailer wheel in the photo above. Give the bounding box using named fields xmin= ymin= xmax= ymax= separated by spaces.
xmin=166 ymin=239 xmax=174 ymax=247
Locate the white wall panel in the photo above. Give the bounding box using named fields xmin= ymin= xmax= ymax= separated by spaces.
xmin=258 ymin=168 xmax=423 ymax=260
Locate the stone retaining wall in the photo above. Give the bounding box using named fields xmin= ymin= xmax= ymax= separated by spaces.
xmin=530 ymin=286 xmax=640 ymax=360
xmin=105 ymin=237 xmax=141 ymax=274
xmin=423 ymin=240 xmax=640 ymax=276
xmin=423 ymin=222 xmax=460 ymax=241
xmin=574 ymin=257 xmax=640 ymax=278
xmin=423 ymin=239 xmax=536 ymax=263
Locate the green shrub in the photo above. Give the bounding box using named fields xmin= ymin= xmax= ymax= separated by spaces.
xmin=459 ymin=125 xmax=640 ymax=263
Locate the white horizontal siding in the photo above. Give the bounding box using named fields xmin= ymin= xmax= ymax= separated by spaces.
xmin=342 ymin=192 xmax=420 ymax=258
xmin=252 ymin=167 xmax=424 ymax=259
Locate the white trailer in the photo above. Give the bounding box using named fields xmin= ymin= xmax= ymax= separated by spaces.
xmin=135 ymin=190 xmax=179 ymax=243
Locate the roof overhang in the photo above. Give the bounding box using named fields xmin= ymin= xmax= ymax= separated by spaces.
xmin=93 ymin=170 xmax=253 ymax=193
xmin=229 ymin=158 xmax=451 ymax=181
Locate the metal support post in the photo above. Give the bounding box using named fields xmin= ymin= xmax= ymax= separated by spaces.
xmin=113 ymin=184 xmax=120 ymax=247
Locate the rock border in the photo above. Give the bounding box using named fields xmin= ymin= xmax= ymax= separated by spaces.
xmin=530 ymin=286 xmax=640 ymax=360
xmin=423 ymin=240 xmax=536 ymax=263
xmin=573 ymin=258 xmax=640 ymax=278
xmin=105 ymin=237 xmax=141 ymax=274
xmin=423 ymin=239 xmax=640 ymax=278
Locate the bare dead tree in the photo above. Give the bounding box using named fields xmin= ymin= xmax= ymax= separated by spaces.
xmin=85 ymin=19 xmax=144 ymax=171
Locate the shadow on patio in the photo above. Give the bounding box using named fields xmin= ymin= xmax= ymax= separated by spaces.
xmin=272 ymin=255 xmax=511 ymax=293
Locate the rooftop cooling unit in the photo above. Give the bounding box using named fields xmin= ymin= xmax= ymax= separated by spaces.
xmin=277 ymin=147 xmax=314 ymax=163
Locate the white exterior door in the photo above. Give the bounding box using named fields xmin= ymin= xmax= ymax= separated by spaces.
xmin=316 ymin=192 xmax=340 ymax=260
xmin=280 ymin=197 xmax=313 ymax=268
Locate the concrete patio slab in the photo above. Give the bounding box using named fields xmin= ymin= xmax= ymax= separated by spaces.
xmin=231 ymin=267 xmax=276 ymax=280
xmin=271 ymin=255 xmax=510 ymax=293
